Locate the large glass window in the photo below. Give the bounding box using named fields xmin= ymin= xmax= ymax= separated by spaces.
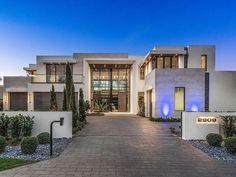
xmin=172 ymin=56 xmax=179 ymax=68
xmin=175 ymin=87 xmax=185 ymax=111
xmin=90 ymin=64 xmax=130 ymax=112
xmin=139 ymin=67 xmax=145 ymax=80
xmin=46 ymin=64 xmax=68 ymax=83
xmin=157 ymin=57 xmax=164 ymax=69
xmin=164 ymin=57 xmax=171 ymax=68
xmin=201 ymin=55 xmax=207 ymax=71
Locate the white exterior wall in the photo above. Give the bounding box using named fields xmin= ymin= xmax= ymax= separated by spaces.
xmin=209 ymin=71 xmax=236 ymax=111
xmin=1 ymin=111 xmax=72 ymax=138
xmin=188 ymin=45 xmax=236 ymax=112
xmin=144 ymin=69 xmax=205 ymax=118
xmin=182 ymin=112 xmax=236 ymax=140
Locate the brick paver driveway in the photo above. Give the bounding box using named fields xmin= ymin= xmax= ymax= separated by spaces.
xmin=1 ymin=114 xmax=236 ymax=177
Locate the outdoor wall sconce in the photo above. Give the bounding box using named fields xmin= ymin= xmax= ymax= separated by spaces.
xmin=4 ymin=94 xmax=8 ymax=104
xmin=28 ymin=93 xmax=32 ymax=104
xmin=50 ymin=117 xmax=64 ymax=156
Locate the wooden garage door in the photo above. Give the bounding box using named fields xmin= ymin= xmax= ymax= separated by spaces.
xmin=10 ymin=92 xmax=28 ymax=111
xmin=34 ymin=92 xmax=78 ymax=111
xmin=34 ymin=92 xmax=50 ymax=111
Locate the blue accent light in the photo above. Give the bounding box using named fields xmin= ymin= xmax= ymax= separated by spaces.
xmin=187 ymin=100 xmax=203 ymax=112
xmin=159 ymin=96 xmax=173 ymax=118
xmin=190 ymin=104 xmax=199 ymax=112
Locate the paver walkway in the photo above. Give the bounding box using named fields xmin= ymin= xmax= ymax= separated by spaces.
xmin=1 ymin=114 xmax=236 ymax=177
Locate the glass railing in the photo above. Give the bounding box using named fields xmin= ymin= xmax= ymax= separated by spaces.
xmin=29 ymin=74 xmax=84 ymax=83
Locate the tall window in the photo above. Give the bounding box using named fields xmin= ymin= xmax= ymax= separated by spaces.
xmin=157 ymin=57 xmax=164 ymax=69
xmin=46 ymin=64 xmax=70 ymax=83
xmin=164 ymin=57 xmax=171 ymax=68
xmin=175 ymin=87 xmax=185 ymax=111
xmin=172 ymin=56 xmax=179 ymax=68
xmin=139 ymin=67 xmax=145 ymax=80
xmin=201 ymin=55 xmax=207 ymax=71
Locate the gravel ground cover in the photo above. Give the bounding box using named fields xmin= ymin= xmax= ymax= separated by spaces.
xmin=188 ymin=140 xmax=236 ymax=164
xmin=0 ymin=138 xmax=72 ymax=161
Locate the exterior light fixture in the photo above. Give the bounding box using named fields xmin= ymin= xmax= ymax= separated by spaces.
xmin=28 ymin=93 xmax=32 ymax=104
xmin=50 ymin=117 xmax=64 ymax=156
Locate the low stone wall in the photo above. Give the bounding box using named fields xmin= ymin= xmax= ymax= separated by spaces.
xmin=2 ymin=111 xmax=72 ymax=138
xmin=182 ymin=112 xmax=236 ymax=140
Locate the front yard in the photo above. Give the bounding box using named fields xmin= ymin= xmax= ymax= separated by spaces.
xmin=0 ymin=158 xmax=36 ymax=171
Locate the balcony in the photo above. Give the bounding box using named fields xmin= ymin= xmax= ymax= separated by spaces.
xmin=29 ymin=74 xmax=84 ymax=84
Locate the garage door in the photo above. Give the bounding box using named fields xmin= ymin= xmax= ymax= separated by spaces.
xmin=10 ymin=92 xmax=28 ymax=111
xmin=34 ymin=92 xmax=78 ymax=111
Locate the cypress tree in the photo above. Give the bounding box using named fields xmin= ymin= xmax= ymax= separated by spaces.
xmin=65 ymin=63 xmax=72 ymax=111
xmin=79 ymin=88 xmax=86 ymax=122
xmin=71 ymin=85 xmax=79 ymax=127
xmin=62 ymin=87 xmax=67 ymax=111
xmin=50 ymin=84 xmax=57 ymax=111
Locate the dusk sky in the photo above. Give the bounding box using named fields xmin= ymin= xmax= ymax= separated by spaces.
xmin=1 ymin=0 xmax=236 ymax=82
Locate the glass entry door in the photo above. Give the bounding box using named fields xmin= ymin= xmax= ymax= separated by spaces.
xmin=90 ymin=64 xmax=131 ymax=112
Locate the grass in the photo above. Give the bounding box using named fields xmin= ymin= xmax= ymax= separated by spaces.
xmin=0 ymin=158 xmax=37 ymax=171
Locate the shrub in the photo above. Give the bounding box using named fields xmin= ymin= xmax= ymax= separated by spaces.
xmin=21 ymin=137 xmax=39 ymax=154
xmin=206 ymin=133 xmax=223 ymax=147
xmin=0 ymin=114 xmax=10 ymax=138
xmin=0 ymin=114 xmax=34 ymax=139
xmin=21 ymin=115 xmax=34 ymax=137
xmin=149 ymin=117 xmax=181 ymax=122
xmin=224 ymin=137 xmax=236 ymax=154
xmin=37 ymin=132 xmax=50 ymax=144
xmin=138 ymin=96 xmax=145 ymax=117
xmin=10 ymin=115 xmax=23 ymax=138
xmin=0 ymin=136 xmax=6 ymax=153
xmin=79 ymin=88 xmax=86 ymax=122
xmin=221 ymin=115 xmax=236 ymax=137
xmin=84 ymin=100 xmax=91 ymax=113
xmin=9 ymin=137 xmax=20 ymax=146
xmin=0 ymin=101 xmax=3 ymax=111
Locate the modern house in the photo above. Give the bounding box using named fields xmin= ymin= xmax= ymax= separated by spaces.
xmin=2 ymin=45 xmax=236 ymax=118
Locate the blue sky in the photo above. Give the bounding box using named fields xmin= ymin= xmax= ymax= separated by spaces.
xmin=0 ymin=0 xmax=236 ymax=80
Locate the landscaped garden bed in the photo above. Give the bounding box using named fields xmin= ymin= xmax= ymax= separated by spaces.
xmin=188 ymin=115 xmax=236 ymax=164
xmin=0 ymin=138 xmax=72 ymax=161
xmin=187 ymin=140 xmax=236 ymax=164
xmin=149 ymin=117 xmax=181 ymax=122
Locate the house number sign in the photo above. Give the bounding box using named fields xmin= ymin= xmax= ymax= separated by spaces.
xmin=196 ymin=116 xmax=219 ymax=124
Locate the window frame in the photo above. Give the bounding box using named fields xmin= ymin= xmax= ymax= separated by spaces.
xmin=174 ymin=87 xmax=185 ymax=111
xmin=201 ymin=55 xmax=207 ymax=71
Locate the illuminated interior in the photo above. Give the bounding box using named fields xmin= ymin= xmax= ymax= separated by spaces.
xmin=90 ymin=64 xmax=131 ymax=112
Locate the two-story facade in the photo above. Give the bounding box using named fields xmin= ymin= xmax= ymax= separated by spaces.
xmin=2 ymin=45 xmax=236 ymax=118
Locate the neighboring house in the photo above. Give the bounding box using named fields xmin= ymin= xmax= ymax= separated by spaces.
xmin=2 ymin=45 xmax=236 ymax=118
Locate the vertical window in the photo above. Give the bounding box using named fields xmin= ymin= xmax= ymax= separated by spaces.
xmin=152 ymin=57 xmax=157 ymax=70
xmin=140 ymin=67 xmax=145 ymax=80
xmin=201 ymin=55 xmax=207 ymax=71
xmin=56 ymin=64 xmax=66 ymax=82
xmin=46 ymin=64 xmax=56 ymax=82
xmin=157 ymin=57 xmax=164 ymax=69
xmin=46 ymin=64 xmax=67 ymax=83
xmin=172 ymin=56 xmax=179 ymax=68
xmin=175 ymin=87 xmax=185 ymax=111
xmin=164 ymin=57 xmax=171 ymax=68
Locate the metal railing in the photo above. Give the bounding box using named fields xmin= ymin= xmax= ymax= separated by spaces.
xmin=29 ymin=74 xmax=84 ymax=83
